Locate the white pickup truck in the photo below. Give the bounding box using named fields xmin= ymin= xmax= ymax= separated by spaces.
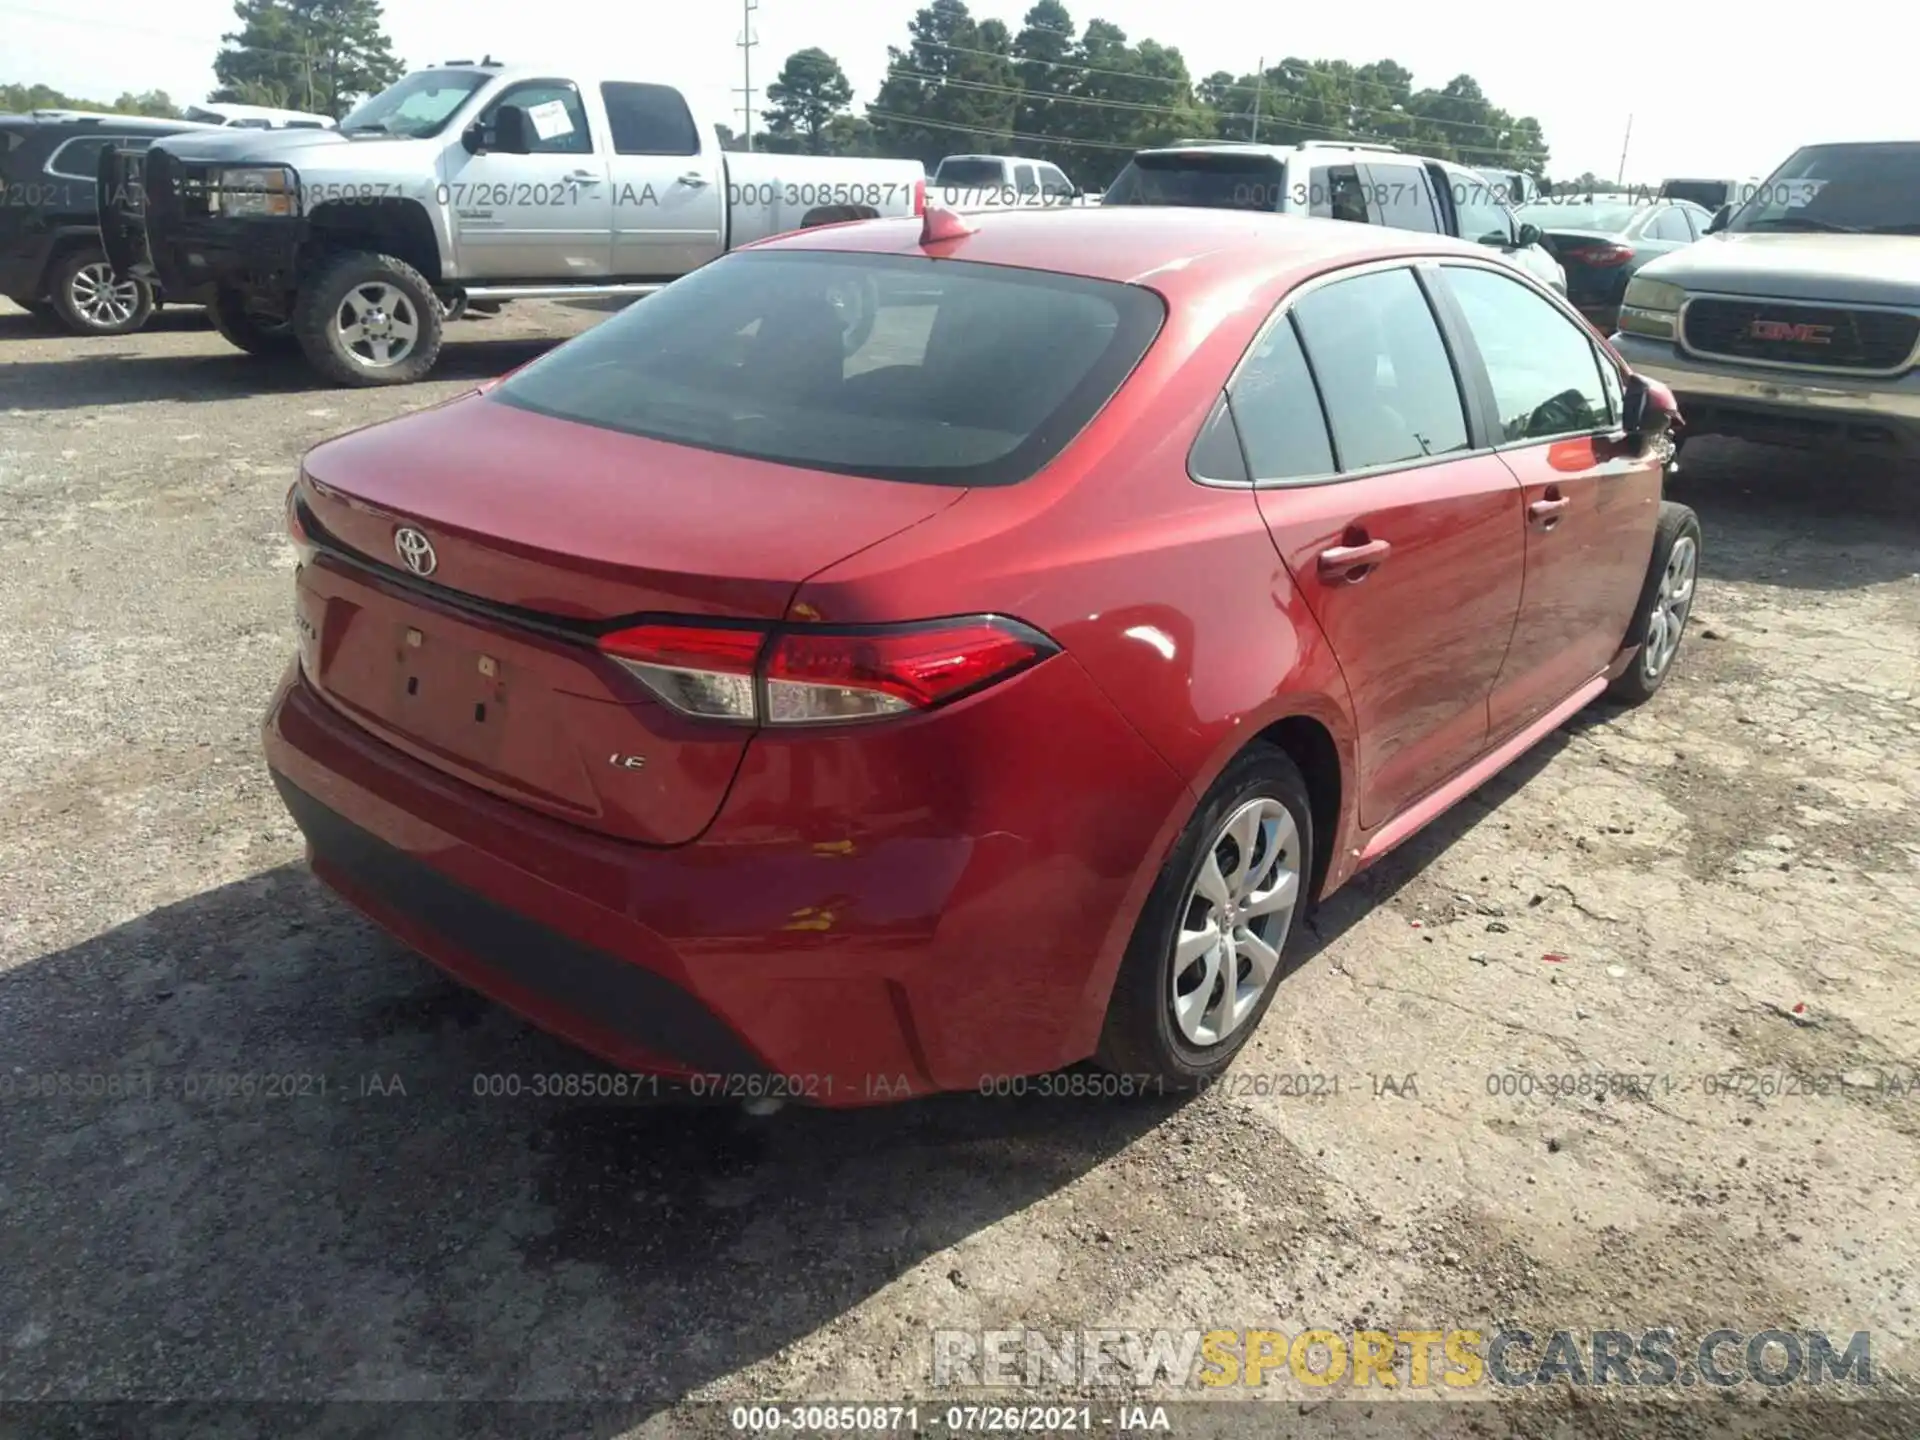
xmin=927 ymin=153 xmax=1089 ymax=211
xmin=100 ymin=61 xmax=927 ymax=385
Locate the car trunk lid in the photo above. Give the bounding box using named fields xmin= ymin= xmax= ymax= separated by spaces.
xmin=292 ymin=391 xmax=963 ymax=844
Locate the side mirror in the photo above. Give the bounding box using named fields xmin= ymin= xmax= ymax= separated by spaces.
xmin=461 ymin=119 xmax=486 ymax=154
xmin=1622 ymin=371 xmax=1680 ymax=441
xmin=473 ymin=104 xmax=534 ymax=156
xmin=1516 ymin=221 xmax=1543 ymax=248
xmin=1707 ymin=203 xmax=1732 ymax=234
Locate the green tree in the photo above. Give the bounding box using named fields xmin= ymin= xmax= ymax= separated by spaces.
xmin=764 ymin=47 xmax=855 ymax=154
xmin=867 ymin=0 xmax=1017 ymax=169
xmin=211 ymin=0 xmax=404 ymax=118
xmin=0 ymin=82 xmax=179 ymax=117
xmin=1011 ymin=0 xmax=1076 ymax=169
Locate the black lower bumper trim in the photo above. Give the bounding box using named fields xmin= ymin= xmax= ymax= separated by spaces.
xmin=270 ymin=769 xmax=765 ymax=1076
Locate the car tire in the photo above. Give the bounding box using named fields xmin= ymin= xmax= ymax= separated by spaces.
xmin=47 ymin=246 xmax=154 ymax=336
xmin=1094 ymin=744 xmax=1314 ymax=1090
xmin=208 ymin=287 xmax=300 ymax=355
xmin=1606 ymin=500 xmax=1701 ymax=706
xmin=293 ymin=250 xmax=444 ymax=387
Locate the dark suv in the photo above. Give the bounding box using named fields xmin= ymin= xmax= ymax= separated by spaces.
xmin=1 ymin=110 xmax=218 ymax=334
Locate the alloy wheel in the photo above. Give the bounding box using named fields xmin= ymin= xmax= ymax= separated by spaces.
xmin=1642 ymin=534 xmax=1697 ymax=681
xmin=1170 ymin=796 xmax=1302 ymax=1047
xmin=334 ymin=282 xmax=421 ymax=367
xmin=69 ymin=263 xmax=141 ymax=328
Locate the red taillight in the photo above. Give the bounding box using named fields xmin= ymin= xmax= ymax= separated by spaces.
xmin=1566 ymin=243 xmax=1635 ymax=267
xmin=596 ymin=615 xmax=1056 ymax=725
xmin=912 ymin=176 xmax=926 ymax=216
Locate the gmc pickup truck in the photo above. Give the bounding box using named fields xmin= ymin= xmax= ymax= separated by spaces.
xmin=100 ymin=61 xmax=926 ymax=385
xmin=1614 ymin=141 xmax=1920 ymax=458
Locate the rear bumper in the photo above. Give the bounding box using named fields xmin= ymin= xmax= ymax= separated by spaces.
xmin=263 ymin=654 xmax=1188 ymax=1104
xmin=1613 ymin=332 xmax=1920 ymax=451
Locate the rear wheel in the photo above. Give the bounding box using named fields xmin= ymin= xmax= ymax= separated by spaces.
xmin=293 ymin=250 xmax=444 ymax=386
xmin=209 ymin=286 xmax=300 ymax=355
xmin=1095 ymin=746 xmax=1313 ymax=1089
xmin=1607 ymin=501 xmax=1701 ymax=706
xmin=48 ymin=246 xmax=153 ymax=335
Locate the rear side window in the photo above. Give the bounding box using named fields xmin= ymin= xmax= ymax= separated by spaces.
xmin=1103 ymin=152 xmax=1285 ymax=211
xmin=45 ymin=135 xmax=151 ymax=180
xmin=1364 ymin=163 xmax=1441 ymax=233
xmin=1227 ymin=315 xmax=1334 ymax=481
xmin=1440 ymin=264 xmax=1612 ymax=442
xmin=493 ymin=250 xmax=1166 ymax=487
xmin=1288 ymin=267 xmax=1469 ymax=470
xmin=600 ymin=82 xmax=700 ymax=156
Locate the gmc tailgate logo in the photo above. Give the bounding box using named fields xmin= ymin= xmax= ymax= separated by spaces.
xmin=1749 ymin=318 xmax=1834 ymax=344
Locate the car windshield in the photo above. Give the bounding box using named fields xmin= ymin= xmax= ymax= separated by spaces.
xmin=491 ymin=250 xmax=1166 ymax=487
xmin=933 ymin=159 xmax=1003 ymax=186
xmin=1729 ymin=143 xmax=1920 ymax=234
xmin=1102 ymin=152 xmax=1284 ymax=211
xmin=1518 ymin=200 xmax=1641 ymax=233
xmin=337 ymin=69 xmax=490 ymax=138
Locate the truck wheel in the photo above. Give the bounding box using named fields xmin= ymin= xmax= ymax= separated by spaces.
xmin=48 ymin=246 xmax=154 ymax=336
xmin=209 ymin=287 xmax=300 ymax=355
xmin=293 ymin=250 xmax=444 ymax=387
xmin=1606 ymin=501 xmax=1701 ymax=707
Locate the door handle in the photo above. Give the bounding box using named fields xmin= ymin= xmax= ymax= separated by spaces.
xmin=1317 ymin=537 xmax=1392 ymax=581
xmin=567 ymin=169 xmax=600 ymax=182
xmin=1529 ymin=496 xmax=1572 ymax=525
xmin=677 ymin=171 xmax=710 ymax=187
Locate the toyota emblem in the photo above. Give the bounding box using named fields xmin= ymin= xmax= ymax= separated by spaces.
xmin=394 ymin=527 xmax=436 ymax=576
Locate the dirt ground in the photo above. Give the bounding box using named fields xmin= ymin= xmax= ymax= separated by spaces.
xmin=2 ymin=298 xmax=1917 ymax=1438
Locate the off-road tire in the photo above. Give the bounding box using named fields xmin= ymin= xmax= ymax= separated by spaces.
xmin=208 ymin=286 xmax=300 ymax=356
xmin=293 ymin=250 xmax=444 ymax=387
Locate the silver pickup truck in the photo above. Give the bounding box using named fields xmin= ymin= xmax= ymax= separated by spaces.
xmin=1613 ymin=140 xmax=1920 ymax=459
xmin=100 ymin=61 xmax=926 ymax=385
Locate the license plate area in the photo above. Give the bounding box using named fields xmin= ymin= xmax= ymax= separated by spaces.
xmin=389 ymin=622 xmax=511 ymax=765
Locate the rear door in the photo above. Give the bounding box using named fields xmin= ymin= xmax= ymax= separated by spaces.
xmin=1240 ymin=262 xmax=1527 ymax=827
xmin=601 ymin=81 xmax=724 ymax=276
xmin=1428 ymin=261 xmax=1663 ymax=741
xmin=445 ymin=77 xmax=612 ymax=279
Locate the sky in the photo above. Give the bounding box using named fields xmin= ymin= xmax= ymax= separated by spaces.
xmin=3 ymin=0 xmax=1911 ymax=183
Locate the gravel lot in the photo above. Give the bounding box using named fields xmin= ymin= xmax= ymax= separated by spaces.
xmin=2 ymin=299 xmax=1918 ymax=1438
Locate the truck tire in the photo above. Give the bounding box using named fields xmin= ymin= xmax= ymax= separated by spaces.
xmin=209 ymin=287 xmax=300 ymax=356
xmin=48 ymin=246 xmax=154 ymax=336
xmin=293 ymin=250 xmax=444 ymax=387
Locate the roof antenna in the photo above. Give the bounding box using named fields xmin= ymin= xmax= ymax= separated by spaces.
xmin=919 ymin=203 xmax=977 ymax=246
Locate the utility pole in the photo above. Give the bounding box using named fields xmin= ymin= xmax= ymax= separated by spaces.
xmin=735 ymin=0 xmax=760 ymax=152
xmin=1249 ymin=56 xmax=1264 ymax=142
xmin=1616 ymin=113 xmax=1633 ymax=188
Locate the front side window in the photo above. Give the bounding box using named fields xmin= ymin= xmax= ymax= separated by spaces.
xmin=1450 ymin=172 xmax=1516 ymax=247
xmin=1014 ymin=163 xmax=1038 ymax=195
xmin=1288 ymin=267 xmax=1470 ymax=470
xmin=493 ymin=251 xmax=1166 ymax=487
xmin=600 ymin=82 xmax=699 ymax=157
xmin=1440 ymin=264 xmax=1611 ymax=442
xmin=480 ymin=81 xmax=591 ymax=155
xmin=1037 ymin=164 xmax=1074 ymax=198
xmin=1644 ymin=207 xmax=1693 ymax=242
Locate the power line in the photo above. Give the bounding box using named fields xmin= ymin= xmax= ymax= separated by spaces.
xmin=863 ymin=107 xmax=1144 ymax=153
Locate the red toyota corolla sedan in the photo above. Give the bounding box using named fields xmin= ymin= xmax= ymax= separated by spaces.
xmin=264 ymin=204 xmax=1696 ymax=1105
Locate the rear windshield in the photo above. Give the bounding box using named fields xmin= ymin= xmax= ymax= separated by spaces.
xmin=491 ymin=249 xmax=1166 ymax=487
xmin=932 ymin=159 xmax=1004 ymax=186
xmin=1102 ymin=152 xmax=1285 ymax=211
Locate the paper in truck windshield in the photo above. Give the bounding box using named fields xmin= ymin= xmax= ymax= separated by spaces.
xmin=526 ymin=100 xmax=574 ymax=141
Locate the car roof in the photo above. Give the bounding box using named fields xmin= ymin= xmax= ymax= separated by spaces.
xmin=750 ymin=206 xmax=1503 ymax=298
xmin=0 ymin=111 xmax=219 ymax=133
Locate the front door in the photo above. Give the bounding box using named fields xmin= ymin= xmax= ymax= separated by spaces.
xmin=1235 ymin=263 xmax=1528 ymax=828
xmin=1430 ymin=261 xmax=1665 ymax=739
xmin=444 ymin=77 xmax=611 ymax=281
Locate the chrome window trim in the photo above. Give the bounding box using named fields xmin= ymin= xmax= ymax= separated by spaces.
xmin=1190 ymin=251 xmax=1625 ymax=491
xmin=1677 ymin=291 xmax=1920 ymax=378
xmin=44 ymin=134 xmax=151 ymax=181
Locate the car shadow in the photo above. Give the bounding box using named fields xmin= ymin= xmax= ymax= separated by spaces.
xmin=0 ymin=338 xmax=569 ymax=412
xmin=1669 ymin=437 xmax=1920 ymax=591
xmin=0 ymin=863 xmax=1176 ymax=1434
